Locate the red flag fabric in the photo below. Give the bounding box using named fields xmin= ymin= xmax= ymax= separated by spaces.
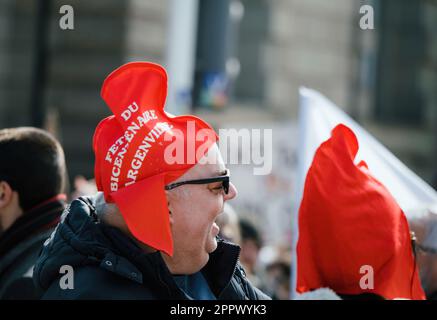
xmin=93 ymin=62 xmax=217 ymax=256
xmin=296 ymin=124 xmax=425 ymax=300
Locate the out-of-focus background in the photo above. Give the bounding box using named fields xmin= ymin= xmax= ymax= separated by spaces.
xmin=0 ymin=0 xmax=436 ymax=299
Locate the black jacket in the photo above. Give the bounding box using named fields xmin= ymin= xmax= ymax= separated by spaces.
xmin=33 ymin=197 xmax=271 ymax=300
xmin=0 ymin=197 xmax=65 ymax=299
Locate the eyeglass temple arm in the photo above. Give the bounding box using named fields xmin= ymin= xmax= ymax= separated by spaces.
xmin=165 ymin=176 xmax=229 ymax=190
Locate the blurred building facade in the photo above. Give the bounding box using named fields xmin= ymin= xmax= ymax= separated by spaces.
xmin=0 ymin=0 xmax=436 ymax=242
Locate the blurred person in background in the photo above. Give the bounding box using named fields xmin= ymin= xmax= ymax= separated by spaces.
xmin=0 ymin=127 xmax=67 ymax=299
xmin=265 ymin=260 xmax=290 ymax=300
xmin=216 ymin=203 xmax=241 ymax=245
xmin=70 ymin=175 xmax=97 ymax=200
xmin=239 ymin=218 xmax=263 ymax=288
xmin=257 ymin=244 xmax=292 ymax=300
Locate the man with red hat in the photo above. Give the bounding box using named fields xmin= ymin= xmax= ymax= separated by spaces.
xmin=296 ymin=124 xmax=425 ymax=300
xmin=33 ymin=62 xmax=270 ymax=300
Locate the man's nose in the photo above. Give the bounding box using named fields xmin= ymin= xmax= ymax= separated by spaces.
xmin=224 ymin=182 xmax=237 ymax=201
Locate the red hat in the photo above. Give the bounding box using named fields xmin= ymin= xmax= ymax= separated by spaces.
xmin=93 ymin=62 xmax=217 ymax=256
xmin=296 ymin=124 xmax=425 ymax=299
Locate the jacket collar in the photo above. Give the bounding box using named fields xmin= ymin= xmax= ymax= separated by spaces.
xmin=99 ymin=222 xmax=241 ymax=299
xmin=0 ymin=196 xmax=65 ymax=257
xmin=44 ymin=197 xmax=241 ymax=299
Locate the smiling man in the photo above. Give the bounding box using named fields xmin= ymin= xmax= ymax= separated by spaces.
xmin=33 ymin=62 xmax=270 ymax=300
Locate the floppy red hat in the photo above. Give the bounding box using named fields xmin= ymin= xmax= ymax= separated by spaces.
xmin=296 ymin=124 xmax=425 ymax=299
xmin=93 ymin=62 xmax=217 ymax=256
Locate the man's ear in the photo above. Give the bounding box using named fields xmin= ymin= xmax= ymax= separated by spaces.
xmin=0 ymin=181 xmax=14 ymax=209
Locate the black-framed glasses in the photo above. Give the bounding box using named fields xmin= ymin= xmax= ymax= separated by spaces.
xmin=164 ymin=169 xmax=230 ymax=194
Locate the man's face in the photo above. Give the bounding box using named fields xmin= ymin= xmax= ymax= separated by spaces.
xmin=163 ymin=144 xmax=237 ymax=274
